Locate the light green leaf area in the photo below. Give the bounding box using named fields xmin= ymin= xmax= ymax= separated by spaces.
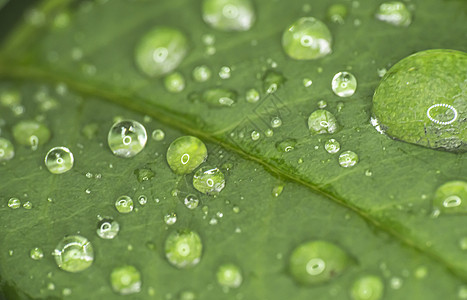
xmin=0 ymin=0 xmax=466 ymax=299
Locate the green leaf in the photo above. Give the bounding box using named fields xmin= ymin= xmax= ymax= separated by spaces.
xmin=0 ymin=0 xmax=466 ymax=299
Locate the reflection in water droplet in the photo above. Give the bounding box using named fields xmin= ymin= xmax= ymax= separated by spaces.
xmin=53 ymin=235 xmax=94 ymax=272
xmin=332 ymin=72 xmax=357 ymax=97
xmin=45 ymin=147 xmax=74 ymax=174
xmin=165 ymin=230 xmax=203 ymax=269
xmin=108 ymin=120 xmax=147 ymax=158
xmin=282 ymin=17 xmax=332 ymax=60
xmin=111 ymin=265 xmax=142 ymax=295
xmin=202 ymin=0 xmax=256 ymax=31
xmin=166 ymin=136 xmax=207 ymax=175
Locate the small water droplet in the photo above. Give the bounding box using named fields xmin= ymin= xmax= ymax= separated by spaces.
xmin=375 ymin=2 xmax=412 ymax=27
xmin=151 ymin=129 xmax=165 ymax=141
xmin=111 ymin=265 xmax=142 ymax=295
xmin=432 ymin=181 xmax=467 ymax=214
xmin=53 ymin=235 xmax=94 ymax=272
xmin=365 ymin=169 xmax=373 ymax=177
xmin=414 ymin=266 xmax=428 ymax=279
xmin=389 ymin=277 xmax=402 ymax=289
xmin=308 ymin=110 xmax=339 ymax=135
xmin=250 ymin=130 xmax=260 ymax=141
xmin=202 ymin=0 xmax=256 ymax=31
xmin=282 ymin=17 xmax=332 ymax=60
xmin=245 ymin=88 xmax=260 ymax=103
xmin=377 ymin=68 xmax=387 ymax=78
xmin=350 ymin=275 xmax=384 ymax=300
xmin=23 ymin=201 xmax=32 ymax=209
xmin=138 ymin=195 xmax=148 ymax=205
xmin=265 ymin=128 xmax=274 ymax=137
xmin=12 ymin=120 xmax=51 ymax=150
xmin=272 ymin=184 xmax=284 ymax=197
xmin=217 ymin=263 xmax=243 ymax=288
xmin=332 ymin=72 xmax=357 ymax=97
xmin=164 ymin=72 xmax=185 ymax=93
xmin=459 ymin=285 xmax=467 ymax=299
xmin=324 ymin=139 xmax=340 ymax=154
xmin=263 ymin=70 xmax=286 ymax=93
xmin=115 ymin=195 xmax=134 ymax=213
xmin=270 ymin=116 xmax=283 ymax=128
xmin=45 ymin=147 xmax=74 ymax=174
xmin=303 ymin=78 xmax=313 ymax=87
xmin=317 ymin=100 xmax=327 ymax=108
xmin=30 ymin=247 xmax=44 ymax=260
xmin=134 ymin=168 xmax=155 ymax=182
xmin=276 ymin=139 xmax=297 ymax=152
xmin=201 ymin=88 xmax=237 ymax=107
xmin=8 ymin=198 xmax=21 ymax=209
xmin=166 ymin=136 xmax=207 ymax=174
xmin=232 ymin=205 xmax=240 ymax=213
xmin=135 ymin=27 xmax=189 ymax=77
xmin=193 ymin=167 xmax=225 ymax=195
xmin=97 ymin=217 xmax=120 ymax=239
xmin=0 ymin=138 xmax=15 ymax=162
xmin=339 ymin=151 xmax=359 ymax=168
xmin=192 ymin=65 xmax=212 ymax=82
xmin=164 ymin=213 xmax=178 ymax=225
xmin=165 ymin=230 xmax=203 ymax=268
xmin=327 ymin=4 xmax=348 ymax=24
xmin=219 ymin=66 xmax=231 ymax=79
xmin=184 ymin=194 xmax=200 ymax=210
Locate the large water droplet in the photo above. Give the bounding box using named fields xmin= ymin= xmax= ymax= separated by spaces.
xmin=164 ymin=72 xmax=185 ymax=93
xmin=202 ymin=0 xmax=255 ymax=31
xmin=308 ymin=110 xmax=339 ymax=135
xmin=165 ymin=230 xmax=203 ymax=269
xmin=12 ymin=120 xmax=51 ymax=150
xmin=0 ymin=137 xmax=14 ymax=161
xmin=30 ymin=247 xmax=44 ymax=260
xmin=45 ymin=146 xmax=74 ymax=174
xmin=216 ymin=263 xmax=243 ymax=288
xmin=282 ymin=17 xmax=332 ymax=60
xmin=53 ymin=235 xmax=94 ymax=272
xmin=201 ymin=88 xmax=237 ymax=107
xmin=372 ymin=49 xmax=466 ymax=152
xmin=108 ymin=120 xmax=147 ymax=158
xmin=97 ymin=217 xmax=120 ymax=239
xmin=115 ymin=195 xmax=134 ymax=213
xmin=135 ymin=27 xmax=189 ymax=77
xmin=110 ymin=265 xmax=142 ymax=295
xmin=332 ymin=72 xmax=357 ymax=97
xmin=350 ymin=275 xmax=384 ymax=300
xmin=375 ymin=2 xmax=412 ymax=27
xmin=432 ymin=181 xmax=467 ymax=214
xmin=166 ymin=136 xmax=207 ymax=174
xmin=339 ymin=151 xmax=359 ymax=168
xmin=289 ymin=240 xmax=353 ymax=285
xmin=193 ymin=167 xmax=225 ymax=195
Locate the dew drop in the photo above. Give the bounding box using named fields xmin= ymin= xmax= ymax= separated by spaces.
xmin=179 ymin=290 xmax=196 ymax=300
xmin=45 ymin=147 xmax=74 ymax=174
xmin=389 ymin=277 xmax=402 ymax=289
xmin=250 ymin=130 xmax=260 ymax=141
xmin=217 ymin=263 xmax=243 ymax=288
xmin=193 ymin=167 xmax=225 ymax=195
xmin=308 ymin=109 xmax=339 ymax=135
xmin=134 ymin=168 xmax=155 ymax=182
xmin=30 ymin=247 xmax=44 ymax=260
xmin=166 ymin=136 xmax=207 ymax=175
xmin=432 ymin=181 xmax=467 ymax=214
xmin=164 ymin=213 xmax=177 ymax=225
xmin=303 ymin=78 xmax=313 ymax=87
xmin=164 ymin=72 xmax=185 ymax=93
xmin=375 ymin=1 xmax=412 ymax=27
xmin=53 ymin=235 xmax=94 ymax=272
xmin=135 ymin=27 xmax=189 ymax=77
xmin=332 ymin=72 xmax=357 ymax=97
xmin=246 ymin=88 xmax=260 ymax=103
xmin=96 ymin=217 xmax=120 ymax=239
xmin=184 ymin=194 xmax=200 ymax=210
xmin=201 ymin=88 xmax=237 ymax=107
xmin=318 ymin=100 xmax=327 ymax=108
xmin=350 ymin=275 xmax=384 ymax=300
xmin=8 ymin=197 xmax=21 ymax=209
xmin=339 ymin=151 xmax=359 ymax=168
xmin=165 ymin=230 xmax=203 ymax=269
xmin=282 ymin=17 xmax=332 ymax=60
xmin=151 ymin=129 xmax=165 ymax=141
xmin=115 ymin=195 xmax=134 ymax=213
xmin=12 ymin=120 xmax=51 ymax=150
xmin=108 ymin=120 xmax=147 ymax=158
xmin=276 ymin=139 xmax=297 ymax=152
xmin=192 ymin=65 xmax=212 ymax=82
xmin=272 ymin=185 xmax=284 ymax=197
xmin=138 ymin=195 xmax=148 ymax=205
xmin=327 ymin=4 xmax=347 ymax=24
xmin=0 ymin=138 xmax=14 ymax=162
xmin=23 ymin=201 xmax=32 ymax=209
xmin=111 ymin=265 xmax=142 ymax=295
xmin=289 ymin=240 xmax=353 ymax=285
xmin=459 ymin=285 xmax=467 ymax=299
xmin=219 ymin=66 xmax=231 ymax=79
xmin=202 ymin=0 xmax=256 ymax=31
xmin=325 ymin=139 xmax=340 ymax=154
xmin=270 ymin=116 xmax=283 ymax=128
xmin=263 ymin=70 xmax=286 ymax=94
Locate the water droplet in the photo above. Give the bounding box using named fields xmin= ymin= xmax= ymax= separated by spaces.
xmin=138 ymin=195 xmax=148 ymax=205
xmin=323 ymin=139 xmax=340 ymax=154
xmin=151 ymin=129 xmax=165 ymax=141
xmin=45 ymin=147 xmax=74 ymax=174
xmin=245 ymin=89 xmax=260 ymax=103
xmin=339 ymin=151 xmax=359 ymax=168
xmin=263 ymin=70 xmax=286 ymax=93
xmin=250 ymin=130 xmax=260 ymax=141
xmin=327 ymin=4 xmax=348 ymax=24
xmin=96 ymin=217 xmax=120 ymax=239
xmin=389 ymin=277 xmax=402 ymax=289
xmin=201 ymin=88 xmax=237 ymax=107
xmin=202 ymin=0 xmax=256 ymax=31
xmin=317 ymin=100 xmax=327 ymax=108
xmin=193 ymin=167 xmax=225 ymax=195
xmin=184 ymin=194 xmax=200 ymax=209
xmin=8 ymin=198 xmax=21 ymax=209
xmin=108 ymin=120 xmax=147 ymax=158
xmin=115 ymin=195 xmax=134 ymax=213
xmin=332 ymin=72 xmax=357 ymax=97
xmin=135 ymin=27 xmax=189 ymax=77
xmin=134 ymin=168 xmax=155 ymax=182
xmin=165 ymin=230 xmax=203 ymax=269
xmin=276 ymin=139 xmax=297 ymax=152
xmin=375 ymin=2 xmax=412 ymax=27
xmin=30 ymin=247 xmax=44 ymax=260
xmin=0 ymin=138 xmax=14 ymax=162
xmin=23 ymin=201 xmax=32 ymax=209
xmin=414 ymin=266 xmax=428 ymax=279
xmin=164 ymin=72 xmax=185 ymax=93
xmin=179 ymin=290 xmax=196 ymax=300
xmin=192 ymin=65 xmax=212 ymax=82
xmin=459 ymin=285 xmax=467 ymax=299
xmin=270 ymin=117 xmax=283 ymax=128
xmin=365 ymin=169 xmax=373 ymax=177
xmin=289 ymin=240 xmax=353 ymax=285
xmin=265 ymin=128 xmax=274 ymax=137
xmin=216 ymin=263 xmax=243 ymax=288
xmin=166 ymin=136 xmax=207 ymax=174
xmin=282 ymin=17 xmax=332 ymax=60
xmin=377 ymin=68 xmax=387 ymax=78
xmin=432 ymin=181 xmax=467 ymax=214
xmin=350 ymin=275 xmax=384 ymax=300
xmin=164 ymin=213 xmax=177 ymax=225
xmin=53 ymin=235 xmax=94 ymax=272
xmin=219 ymin=66 xmax=231 ymax=79
xmin=303 ymin=78 xmax=313 ymax=87
xmin=272 ymin=184 xmax=284 ymax=197
xmin=111 ymin=265 xmax=142 ymax=295
xmin=308 ymin=110 xmax=339 ymax=135
xmin=373 ymin=49 xmax=466 ymax=152
xmin=12 ymin=120 xmax=51 ymax=150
